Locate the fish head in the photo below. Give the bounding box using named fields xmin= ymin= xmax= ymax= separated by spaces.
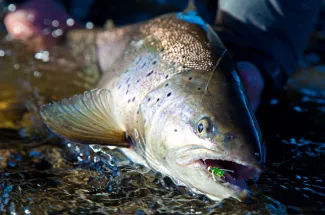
xmin=140 ymin=54 xmax=265 ymax=202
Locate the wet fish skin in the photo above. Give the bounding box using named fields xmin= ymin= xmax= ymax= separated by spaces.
xmin=40 ymin=12 xmax=265 ymax=202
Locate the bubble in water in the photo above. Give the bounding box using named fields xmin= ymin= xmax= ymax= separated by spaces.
xmin=13 ymin=64 xmax=20 ymax=70
xmin=52 ymin=20 xmax=59 ymax=28
xmin=34 ymin=52 xmax=42 ymax=60
xmin=43 ymin=51 xmax=49 ymax=58
xmin=8 ymin=4 xmax=16 ymax=12
xmin=52 ymin=29 xmax=63 ymax=37
xmin=66 ymin=18 xmax=75 ymax=27
xmin=34 ymin=51 xmax=50 ymax=62
xmin=86 ymin=22 xmax=94 ymax=29
xmin=33 ymin=71 xmax=41 ymax=78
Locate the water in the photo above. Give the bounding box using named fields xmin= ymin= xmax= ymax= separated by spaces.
xmin=0 ymin=29 xmax=324 ymax=215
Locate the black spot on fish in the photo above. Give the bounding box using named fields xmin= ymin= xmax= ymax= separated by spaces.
xmin=141 ymin=63 xmax=146 ymax=68
xmin=126 ymin=90 xmax=129 ymax=94
xmin=174 ymin=129 xmax=177 ymax=132
xmin=165 ymin=75 xmax=169 ymax=79
xmin=161 ymin=48 xmax=164 ymax=52
xmin=146 ymin=70 xmax=154 ymax=77
xmin=128 ymin=99 xmax=131 ymax=103
xmin=152 ymin=61 xmax=157 ymax=65
xmin=183 ymin=65 xmax=186 ymax=69
xmin=189 ymin=77 xmax=192 ymax=81
xmin=132 ymin=97 xmax=135 ymax=102
xmin=197 ymin=88 xmax=201 ymax=91
xmin=167 ymin=93 xmax=171 ymax=97
xmin=157 ymin=98 xmax=160 ymax=102
xmin=165 ymin=83 xmax=168 ymax=87
xmin=118 ymin=85 xmax=121 ymax=89
xmin=137 ymin=79 xmax=140 ymax=83
xmin=148 ymin=98 xmax=151 ymax=101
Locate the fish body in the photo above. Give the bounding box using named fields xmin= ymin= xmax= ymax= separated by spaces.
xmin=41 ymin=11 xmax=265 ymax=201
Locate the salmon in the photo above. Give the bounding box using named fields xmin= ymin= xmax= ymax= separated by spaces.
xmin=40 ymin=9 xmax=265 ymax=201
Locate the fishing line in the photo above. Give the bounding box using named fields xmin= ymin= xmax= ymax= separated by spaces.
xmin=197 ymin=23 xmax=227 ymax=111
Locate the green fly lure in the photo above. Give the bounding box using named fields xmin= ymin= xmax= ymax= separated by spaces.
xmin=208 ymin=166 xmax=225 ymax=178
xmin=208 ymin=166 xmax=234 ymax=181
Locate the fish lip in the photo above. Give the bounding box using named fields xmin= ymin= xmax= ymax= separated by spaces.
xmin=176 ymin=147 xmax=262 ymax=171
xmin=175 ymin=146 xmax=227 ymax=165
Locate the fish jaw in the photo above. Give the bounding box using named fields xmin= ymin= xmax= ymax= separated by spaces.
xmin=165 ymin=145 xmax=262 ymax=202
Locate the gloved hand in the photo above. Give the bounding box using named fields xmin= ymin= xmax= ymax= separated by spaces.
xmin=237 ymin=61 xmax=265 ymax=112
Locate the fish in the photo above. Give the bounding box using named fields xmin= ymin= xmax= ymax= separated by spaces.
xmin=40 ymin=8 xmax=266 ymax=202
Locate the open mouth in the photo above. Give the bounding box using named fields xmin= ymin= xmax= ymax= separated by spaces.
xmin=198 ymin=158 xmax=261 ymax=190
xmin=175 ymin=147 xmax=262 ymax=192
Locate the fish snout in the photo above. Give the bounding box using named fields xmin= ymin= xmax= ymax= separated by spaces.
xmin=214 ymin=133 xmax=264 ymax=173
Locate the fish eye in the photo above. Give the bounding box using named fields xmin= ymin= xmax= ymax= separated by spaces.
xmin=198 ymin=123 xmax=204 ymax=133
xmin=196 ymin=117 xmax=210 ymax=136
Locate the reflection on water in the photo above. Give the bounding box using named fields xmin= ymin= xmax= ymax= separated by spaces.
xmin=0 ymin=33 xmax=324 ymax=214
xmin=0 ymin=33 xmax=97 ymax=140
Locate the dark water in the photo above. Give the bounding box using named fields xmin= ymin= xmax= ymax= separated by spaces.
xmin=0 ymin=32 xmax=324 ymax=215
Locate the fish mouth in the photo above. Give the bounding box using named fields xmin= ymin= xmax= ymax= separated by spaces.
xmin=176 ymin=147 xmax=262 ymax=195
xmin=199 ymin=158 xmax=261 ymax=190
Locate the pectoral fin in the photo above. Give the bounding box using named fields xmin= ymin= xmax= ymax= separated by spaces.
xmin=40 ymin=89 xmax=129 ymax=147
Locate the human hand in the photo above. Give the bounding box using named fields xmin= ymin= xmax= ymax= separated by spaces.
xmin=237 ymin=61 xmax=265 ymax=112
xmin=4 ymin=0 xmax=81 ymax=50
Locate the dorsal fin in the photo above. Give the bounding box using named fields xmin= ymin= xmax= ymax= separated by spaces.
xmin=40 ymin=89 xmax=129 ymax=147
